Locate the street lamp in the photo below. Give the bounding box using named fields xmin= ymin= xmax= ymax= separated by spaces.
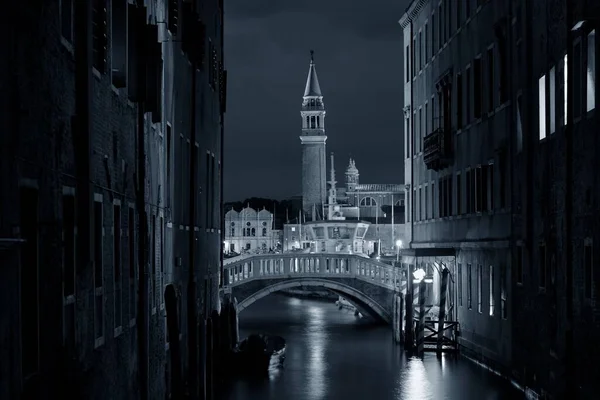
xmin=396 ymin=239 xmax=403 ymax=262
xmin=413 ymin=268 xmax=426 ymax=283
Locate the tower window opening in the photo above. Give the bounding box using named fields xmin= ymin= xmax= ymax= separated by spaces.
xmin=317 ymin=116 xmax=320 ymax=127
xmin=306 ymin=116 xmax=309 ymax=128
xmin=311 ymin=116 xmax=316 ymax=129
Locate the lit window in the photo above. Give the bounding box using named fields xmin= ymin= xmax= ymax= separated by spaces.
xmin=564 ymin=54 xmax=568 ymax=125
xmin=539 ymin=74 xmax=547 ymax=140
xmin=549 ymin=66 xmax=556 ymax=134
xmin=587 ymin=30 xmax=596 ymax=112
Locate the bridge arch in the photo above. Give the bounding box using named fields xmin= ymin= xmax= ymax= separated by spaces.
xmin=235 ymin=278 xmax=391 ymax=323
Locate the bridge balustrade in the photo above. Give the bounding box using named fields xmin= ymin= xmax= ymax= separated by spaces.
xmin=223 ymin=253 xmax=404 ymax=292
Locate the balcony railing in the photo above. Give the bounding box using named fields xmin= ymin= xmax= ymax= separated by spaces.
xmin=423 ymin=128 xmax=451 ymax=171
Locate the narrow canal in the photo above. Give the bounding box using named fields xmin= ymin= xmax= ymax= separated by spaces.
xmin=221 ymin=294 xmax=522 ymax=400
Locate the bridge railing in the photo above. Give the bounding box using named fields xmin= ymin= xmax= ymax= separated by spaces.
xmin=223 ymin=253 xmax=406 ymax=292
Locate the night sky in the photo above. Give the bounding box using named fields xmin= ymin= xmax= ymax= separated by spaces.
xmin=224 ymin=0 xmax=409 ymax=201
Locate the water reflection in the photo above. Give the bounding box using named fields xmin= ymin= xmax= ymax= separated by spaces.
xmin=223 ymin=294 xmax=521 ymax=400
xmin=306 ymin=306 xmax=328 ymax=399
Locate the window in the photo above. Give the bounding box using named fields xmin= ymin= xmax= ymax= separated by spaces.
xmin=474 ymin=57 xmax=482 ymax=119
xmin=475 ymin=166 xmax=483 ymax=213
xmin=584 ymin=239 xmax=593 ymax=298
xmin=574 ymin=41 xmax=582 ymax=118
xmin=516 ymin=244 xmax=524 ymax=284
xmin=563 ymin=54 xmax=569 ymax=125
xmin=539 ymin=243 xmax=547 ymax=289
xmin=456 ymin=173 xmax=462 ymax=214
xmin=456 ymin=72 xmax=463 ymax=128
xmin=160 ymin=216 xmax=164 ymax=308
xmin=477 ymin=264 xmax=483 ymax=313
xmin=206 ymin=151 xmax=211 ymax=226
xmin=425 ymin=185 xmax=429 ymax=220
xmin=498 ymin=31 xmax=508 ymax=103
xmin=487 ymin=47 xmax=495 ymax=112
xmin=166 ymin=125 xmax=172 ymax=208
xmin=467 ymin=263 xmax=473 ymax=309
xmin=466 ymin=0 xmax=471 ymax=17
xmin=62 ymin=189 xmax=76 ymax=351
xmin=111 ymin=0 xmax=127 ymax=87
xmin=211 ymin=154 xmax=216 ymax=228
xmin=405 ymin=117 xmax=410 ymax=159
xmin=465 ymin=169 xmax=472 ymax=213
xmin=539 ymin=74 xmax=547 ymax=140
xmin=517 ymin=94 xmax=524 ymax=152
xmin=418 ymin=187 xmax=422 ymax=221
xmin=424 ymin=23 xmax=428 ymax=62
xmin=94 ymin=196 xmax=104 ymax=347
xmin=151 ymin=216 xmax=156 ymax=312
xmin=501 ymin=264 xmax=507 ymax=319
xmin=447 ymin=0 xmax=451 ymax=38
xmin=251 ymin=228 xmax=256 ymax=237
xmin=418 ymin=107 xmax=422 ymax=153
xmin=489 ymin=265 xmax=495 ymax=316
xmin=466 ymin=66 xmax=472 ymax=122
xmin=60 ymin=0 xmax=74 ymax=43
xmin=360 ymin=197 xmax=377 ymax=207
xmin=587 ymin=30 xmax=596 ymax=112
xmin=425 ymin=103 xmax=429 ymax=135
xmin=456 ymin=0 xmax=461 ymax=27
xmin=413 ymin=189 xmax=417 ymax=221
xmin=92 ymin=0 xmax=108 ymax=73
xmin=487 ymin=162 xmax=494 ymax=211
xmin=412 ymin=37 xmax=416 ymax=79
xmin=432 ymin=13 xmax=436 ymax=55
xmin=419 ymin=30 xmax=423 ymax=70
xmin=128 ymin=206 xmax=136 ymax=324
xmin=262 ymin=227 xmax=267 ymax=237
xmin=438 ymin=4 xmax=443 ymax=49
xmin=113 ymin=202 xmax=122 ymax=333
xmin=405 ymin=45 xmax=410 ymax=83
xmin=549 ymin=67 xmax=556 ymax=134
xmin=412 ymin=110 xmax=416 ymax=155
xmin=21 ymin=186 xmax=40 ymax=377
xmin=458 ymin=263 xmax=463 ymax=306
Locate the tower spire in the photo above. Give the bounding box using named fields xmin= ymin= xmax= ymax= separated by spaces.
xmin=303 ymin=50 xmax=322 ymax=97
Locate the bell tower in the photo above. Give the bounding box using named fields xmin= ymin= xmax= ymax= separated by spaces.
xmin=300 ymin=50 xmax=327 ymax=220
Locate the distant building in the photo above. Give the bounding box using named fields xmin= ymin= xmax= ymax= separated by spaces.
xmin=224 ymin=206 xmax=281 ymax=254
xmin=297 ymin=54 xmax=405 ymax=253
xmin=0 ymin=1 xmax=225 ymax=398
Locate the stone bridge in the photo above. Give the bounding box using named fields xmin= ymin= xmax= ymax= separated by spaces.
xmin=222 ymin=253 xmax=406 ymax=323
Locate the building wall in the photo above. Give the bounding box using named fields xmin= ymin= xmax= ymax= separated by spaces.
xmin=301 ymin=141 xmax=327 ymax=217
xmin=0 ymin=0 xmax=225 ymax=398
xmin=224 ymin=207 xmax=278 ymax=253
xmin=401 ymin=0 xmax=512 ymax=380
xmin=402 ymin=0 xmax=600 ymax=397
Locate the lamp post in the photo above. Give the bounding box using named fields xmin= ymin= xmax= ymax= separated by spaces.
xmin=396 ymin=239 xmax=403 ymax=263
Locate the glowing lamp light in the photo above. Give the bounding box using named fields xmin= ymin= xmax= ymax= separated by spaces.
xmin=396 ymin=239 xmax=403 ymax=248
xmin=424 ymin=275 xmax=434 ymax=283
xmin=413 ymin=268 xmax=426 ymax=283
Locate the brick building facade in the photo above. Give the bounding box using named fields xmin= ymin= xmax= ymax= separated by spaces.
xmin=0 ymin=0 xmax=225 ymax=398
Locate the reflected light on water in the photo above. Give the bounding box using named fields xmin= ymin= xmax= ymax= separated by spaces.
xmin=397 ymin=357 xmax=433 ymax=400
xmin=287 ymin=297 xmax=302 ymax=307
xmin=306 ymin=306 xmax=328 ymax=400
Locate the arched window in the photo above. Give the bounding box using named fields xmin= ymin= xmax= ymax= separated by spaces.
xmin=251 ymin=228 xmax=256 ymax=237
xmin=230 ymin=227 xmax=235 ymax=236
xmin=262 ymin=227 xmax=267 ymax=237
xmin=317 ymin=116 xmax=320 ymax=127
xmin=360 ymin=197 xmax=377 ymax=207
xmin=311 ymin=116 xmax=316 ymax=128
xmin=395 ymin=199 xmax=405 ymax=206
xmin=306 ymin=116 xmax=309 ymax=128
xmin=245 ymin=243 xmax=251 ymax=250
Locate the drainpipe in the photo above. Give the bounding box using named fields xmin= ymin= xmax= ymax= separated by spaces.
xmin=134 ymin=3 xmax=149 ymax=398
xmin=73 ymin=0 xmax=93 ymax=385
xmin=564 ymin=0 xmax=575 ymax=397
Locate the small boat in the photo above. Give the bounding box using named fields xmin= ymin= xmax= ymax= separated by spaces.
xmin=229 ymin=334 xmax=286 ymax=377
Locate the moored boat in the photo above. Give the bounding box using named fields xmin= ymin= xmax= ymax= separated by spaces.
xmin=229 ymin=333 xmax=286 ymax=377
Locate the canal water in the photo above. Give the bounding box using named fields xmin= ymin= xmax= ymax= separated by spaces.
xmin=221 ymin=294 xmax=522 ymax=400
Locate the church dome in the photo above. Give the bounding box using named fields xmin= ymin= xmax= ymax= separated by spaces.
xmin=346 ymin=158 xmax=359 ymax=175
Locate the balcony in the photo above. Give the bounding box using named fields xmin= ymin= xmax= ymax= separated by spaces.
xmin=423 ymin=128 xmax=451 ymax=171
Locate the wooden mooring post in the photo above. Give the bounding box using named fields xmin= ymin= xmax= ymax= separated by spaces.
xmin=417 ymin=279 xmax=426 ymax=357
xmin=436 ymin=268 xmax=450 ymax=356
